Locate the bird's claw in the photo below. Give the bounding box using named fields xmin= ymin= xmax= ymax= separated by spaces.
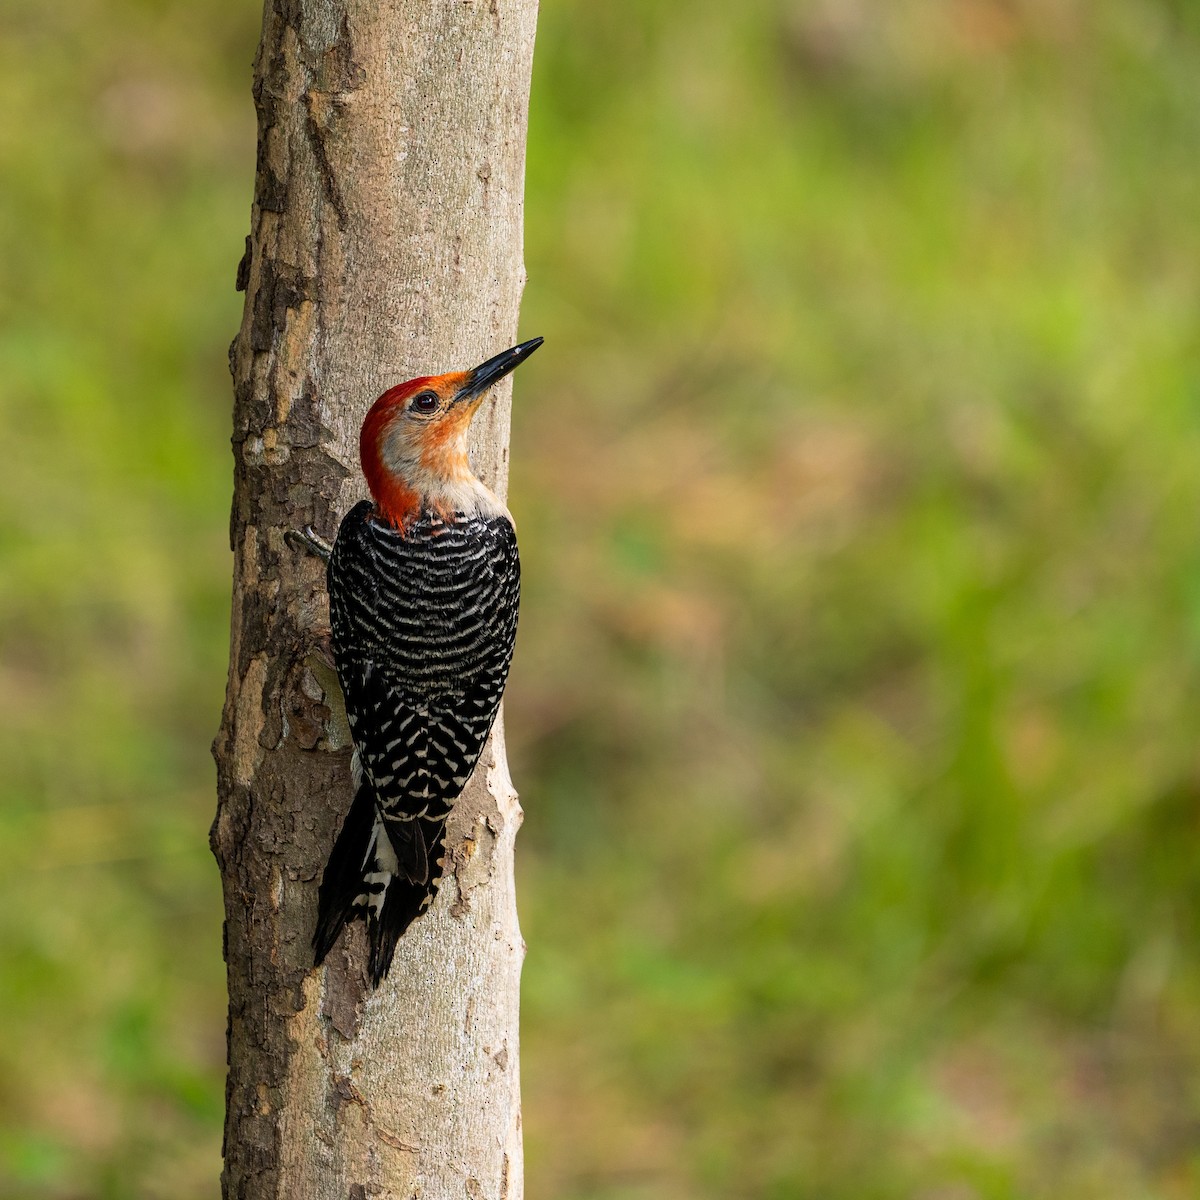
xmin=287 ymin=525 xmax=333 ymax=562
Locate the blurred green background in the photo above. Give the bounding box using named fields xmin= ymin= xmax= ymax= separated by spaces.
xmin=3 ymin=0 xmax=1200 ymax=1196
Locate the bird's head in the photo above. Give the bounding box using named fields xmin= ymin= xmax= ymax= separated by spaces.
xmin=360 ymin=337 xmax=542 ymax=530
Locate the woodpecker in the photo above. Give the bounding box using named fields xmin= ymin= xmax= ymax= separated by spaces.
xmin=301 ymin=337 xmax=541 ymax=985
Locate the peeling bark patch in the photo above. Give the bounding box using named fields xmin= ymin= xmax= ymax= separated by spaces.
xmin=234 ymin=654 xmax=270 ymax=785
xmin=348 ymin=1186 xmax=367 ymax=1200
xmin=306 ymin=649 xmax=352 ymax=750
xmin=259 ymin=653 xmax=291 ymax=751
xmin=236 ymin=235 xmax=252 ymax=291
xmin=333 ymin=1072 xmax=368 ymax=1109
xmin=285 ymin=373 xmax=329 ymax=452
xmin=448 ymin=818 xmax=497 ymax=918
xmin=250 ymin=273 xmax=276 ymax=355
xmin=288 ymin=661 xmax=333 ymax=751
xmin=320 ymin=945 xmax=365 ymax=1039
xmin=304 ymin=94 xmax=349 ymax=230
xmin=317 ymin=13 xmax=366 ymax=94
xmin=252 ymin=257 xmax=321 ymax=354
xmin=258 ymin=162 xmax=288 ymax=213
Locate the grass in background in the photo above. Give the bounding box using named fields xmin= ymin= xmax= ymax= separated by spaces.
xmin=2 ymin=0 xmax=1199 ymax=1197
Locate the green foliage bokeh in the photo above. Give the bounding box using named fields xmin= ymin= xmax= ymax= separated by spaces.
xmin=2 ymin=0 xmax=1199 ymax=1197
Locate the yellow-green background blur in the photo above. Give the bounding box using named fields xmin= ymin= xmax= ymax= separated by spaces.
xmin=4 ymin=0 xmax=1200 ymax=1196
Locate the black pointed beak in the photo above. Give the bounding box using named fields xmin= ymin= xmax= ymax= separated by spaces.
xmin=458 ymin=337 xmax=543 ymax=403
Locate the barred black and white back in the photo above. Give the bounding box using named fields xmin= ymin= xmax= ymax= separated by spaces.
xmin=314 ymin=500 xmax=520 ymax=984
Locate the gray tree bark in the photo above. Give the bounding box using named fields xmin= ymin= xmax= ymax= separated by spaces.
xmin=211 ymin=2 xmax=538 ymax=1197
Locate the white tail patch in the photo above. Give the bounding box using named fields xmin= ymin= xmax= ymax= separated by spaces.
xmin=357 ymin=811 xmax=400 ymax=918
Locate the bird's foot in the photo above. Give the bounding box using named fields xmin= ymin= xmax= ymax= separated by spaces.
xmin=286 ymin=524 xmax=333 ymax=563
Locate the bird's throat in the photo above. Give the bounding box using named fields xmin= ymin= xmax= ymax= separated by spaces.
xmin=365 ymin=436 xmax=505 ymax=530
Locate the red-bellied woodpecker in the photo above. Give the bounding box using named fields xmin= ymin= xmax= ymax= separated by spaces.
xmin=298 ymin=337 xmax=541 ymax=985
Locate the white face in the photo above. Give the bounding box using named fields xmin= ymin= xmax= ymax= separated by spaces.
xmin=380 ymin=393 xmax=469 ymax=479
xmin=379 ymin=401 xmax=507 ymax=521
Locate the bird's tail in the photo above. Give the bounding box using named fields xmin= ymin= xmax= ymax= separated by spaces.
xmin=313 ymin=774 xmax=449 ymax=986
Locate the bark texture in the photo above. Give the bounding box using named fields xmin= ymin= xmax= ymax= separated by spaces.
xmin=211 ymin=2 xmax=538 ymax=1196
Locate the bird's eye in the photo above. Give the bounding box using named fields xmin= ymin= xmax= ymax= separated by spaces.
xmin=411 ymin=391 xmax=439 ymax=414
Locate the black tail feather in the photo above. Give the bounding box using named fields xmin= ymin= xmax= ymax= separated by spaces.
xmin=367 ymin=861 xmax=441 ymax=985
xmin=386 ymin=814 xmax=429 ymax=886
xmin=366 ymin=819 xmax=450 ymax=984
xmin=314 ymin=784 xmax=451 ymax=985
xmin=313 ymin=782 xmax=376 ymax=967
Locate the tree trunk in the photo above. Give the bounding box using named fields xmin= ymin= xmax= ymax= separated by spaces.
xmin=211 ymin=2 xmax=538 ymax=1197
